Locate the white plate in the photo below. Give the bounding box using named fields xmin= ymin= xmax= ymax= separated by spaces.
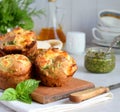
xmin=92 ymin=39 xmax=120 ymax=48
xmin=92 ymin=39 xmax=120 ymax=54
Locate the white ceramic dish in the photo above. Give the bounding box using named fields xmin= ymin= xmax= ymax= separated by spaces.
xmin=97 ymin=23 xmax=120 ymax=33
xmin=92 ymin=27 xmax=120 ymax=43
xmin=92 ymin=39 xmax=120 ymax=48
xmin=92 ymin=39 xmax=120 ymax=54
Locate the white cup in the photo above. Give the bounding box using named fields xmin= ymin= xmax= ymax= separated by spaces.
xmin=98 ymin=9 xmax=120 ymax=27
xmin=65 ymin=32 xmax=86 ymax=54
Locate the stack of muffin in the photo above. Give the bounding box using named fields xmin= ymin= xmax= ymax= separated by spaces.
xmin=0 ymin=27 xmax=78 ymax=89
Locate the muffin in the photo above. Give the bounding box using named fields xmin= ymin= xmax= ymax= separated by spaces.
xmin=0 ymin=27 xmax=37 ymax=58
xmin=35 ymin=48 xmax=78 ymax=87
xmin=0 ymin=54 xmax=32 ymax=89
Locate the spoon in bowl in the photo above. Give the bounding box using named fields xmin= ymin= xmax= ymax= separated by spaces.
xmin=106 ymin=35 xmax=120 ymax=54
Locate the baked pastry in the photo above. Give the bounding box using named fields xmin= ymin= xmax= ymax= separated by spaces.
xmin=0 ymin=27 xmax=37 ymax=58
xmin=35 ymin=48 xmax=78 ymax=87
xmin=0 ymin=54 xmax=32 ymax=89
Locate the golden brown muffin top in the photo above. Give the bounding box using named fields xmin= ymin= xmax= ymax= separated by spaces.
xmin=35 ymin=48 xmax=78 ymax=77
xmin=0 ymin=54 xmax=31 ymax=75
xmin=0 ymin=27 xmax=36 ymax=49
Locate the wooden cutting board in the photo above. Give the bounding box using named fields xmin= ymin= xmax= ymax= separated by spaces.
xmin=31 ymin=78 xmax=95 ymax=104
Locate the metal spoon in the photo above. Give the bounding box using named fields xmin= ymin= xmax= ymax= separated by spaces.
xmin=106 ymin=35 xmax=120 ymax=54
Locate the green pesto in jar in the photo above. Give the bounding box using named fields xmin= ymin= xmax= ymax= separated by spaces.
xmin=84 ymin=48 xmax=115 ymax=73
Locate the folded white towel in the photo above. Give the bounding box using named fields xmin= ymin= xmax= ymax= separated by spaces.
xmin=45 ymin=39 xmax=63 ymax=50
xmin=37 ymin=39 xmax=63 ymax=50
xmin=37 ymin=41 xmax=51 ymax=49
xmin=0 ymin=91 xmax=113 ymax=112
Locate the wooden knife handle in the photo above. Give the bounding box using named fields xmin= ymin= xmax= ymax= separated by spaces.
xmin=69 ymin=87 xmax=109 ymax=102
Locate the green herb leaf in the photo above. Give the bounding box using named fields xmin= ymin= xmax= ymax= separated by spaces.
xmin=16 ymin=79 xmax=40 ymax=95
xmin=0 ymin=88 xmax=17 ymax=101
xmin=17 ymin=93 xmax=32 ymax=104
xmin=0 ymin=79 xmax=40 ymax=104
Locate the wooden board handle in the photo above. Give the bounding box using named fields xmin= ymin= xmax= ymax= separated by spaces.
xmin=69 ymin=87 xmax=109 ymax=102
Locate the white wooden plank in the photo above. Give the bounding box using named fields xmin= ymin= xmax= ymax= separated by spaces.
xmin=71 ymin=0 xmax=97 ymax=43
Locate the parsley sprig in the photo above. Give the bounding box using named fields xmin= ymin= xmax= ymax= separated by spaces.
xmin=0 ymin=79 xmax=40 ymax=104
xmin=0 ymin=0 xmax=45 ymax=34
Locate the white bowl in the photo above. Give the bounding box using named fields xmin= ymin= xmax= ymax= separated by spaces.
xmin=92 ymin=27 xmax=120 ymax=42
xmin=97 ymin=23 xmax=120 ymax=33
xmin=98 ymin=9 xmax=120 ymax=28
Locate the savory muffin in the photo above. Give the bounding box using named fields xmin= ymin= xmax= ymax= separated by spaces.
xmin=0 ymin=27 xmax=37 ymax=58
xmin=0 ymin=54 xmax=32 ymax=89
xmin=35 ymin=48 xmax=78 ymax=87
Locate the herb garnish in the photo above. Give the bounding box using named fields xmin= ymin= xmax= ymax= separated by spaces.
xmin=0 ymin=79 xmax=40 ymax=104
xmin=0 ymin=0 xmax=45 ymax=34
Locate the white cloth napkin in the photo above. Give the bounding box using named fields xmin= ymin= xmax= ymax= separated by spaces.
xmin=0 ymin=91 xmax=113 ymax=112
xmin=37 ymin=39 xmax=63 ymax=50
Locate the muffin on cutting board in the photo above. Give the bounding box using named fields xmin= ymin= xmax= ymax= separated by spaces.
xmin=0 ymin=54 xmax=32 ymax=89
xmin=35 ymin=48 xmax=78 ymax=87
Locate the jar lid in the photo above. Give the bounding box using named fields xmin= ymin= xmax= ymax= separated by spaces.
xmin=48 ymin=0 xmax=56 ymax=2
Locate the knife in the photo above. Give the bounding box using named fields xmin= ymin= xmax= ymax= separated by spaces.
xmin=69 ymin=83 xmax=120 ymax=102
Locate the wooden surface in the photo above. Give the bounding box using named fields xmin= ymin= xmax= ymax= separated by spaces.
xmin=31 ymin=78 xmax=95 ymax=104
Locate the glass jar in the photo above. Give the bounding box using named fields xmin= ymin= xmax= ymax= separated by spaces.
xmin=84 ymin=47 xmax=115 ymax=73
xmin=38 ymin=0 xmax=66 ymax=43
